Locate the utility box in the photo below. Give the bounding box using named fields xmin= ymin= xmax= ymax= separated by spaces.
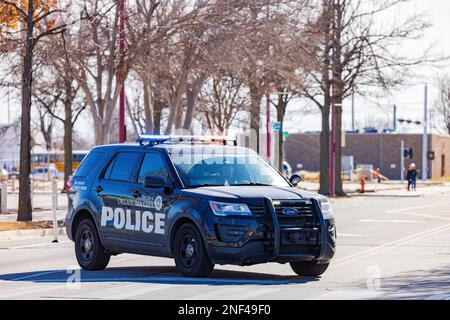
xmin=0 ymin=182 xmax=7 ymax=214
xmin=341 ymin=156 xmax=354 ymax=181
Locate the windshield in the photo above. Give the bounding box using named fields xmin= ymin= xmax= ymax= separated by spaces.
xmin=169 ymin=150 xmax=290 ymax=188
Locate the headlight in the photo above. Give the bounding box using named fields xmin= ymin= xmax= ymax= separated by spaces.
xmin=209 ymin=201 xmax=252 ymax=216
xmin=319 ymin=198 xmax=334 ymax=220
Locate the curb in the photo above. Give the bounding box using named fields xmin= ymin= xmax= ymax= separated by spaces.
xmin=0 ymin=227 xmax=66 ymax=241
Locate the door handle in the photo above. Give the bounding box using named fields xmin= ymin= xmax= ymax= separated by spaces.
xmin=132 ymin=190 xmax=142 ymax=198
xmin=95 ymin=185 xmax=103 ymax=193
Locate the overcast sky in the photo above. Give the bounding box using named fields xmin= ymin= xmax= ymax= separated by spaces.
xmin=1 ymin=0 xmax=450 ymax=142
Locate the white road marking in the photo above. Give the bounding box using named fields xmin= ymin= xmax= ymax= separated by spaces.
xmin=338 ymin=233 xmax=370 ymax=238
xmin=103 ymin=284 xmax=179 ymax=299
xmin=11 ymin=270 xmax=64 ymax=281
xmin=186 ymin=286 xmax=281 ymax=300
xmin=387 ymin=201 xmax=450 ymax=214
xmin=333 ymin=223 xmax=450 ymax=267
xmin=358 ymin=219 xmax=421 ymax=224
xmin=0 ymin=240 xmax=70 ymax=250
xmin=0 ymin=284 xmax=63 ymax=299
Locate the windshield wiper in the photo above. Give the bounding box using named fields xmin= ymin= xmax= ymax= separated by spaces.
xmin=186 ymin=184 xmax=223 ymax=188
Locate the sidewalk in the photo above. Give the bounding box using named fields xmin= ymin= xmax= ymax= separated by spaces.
xmin=300 ymin=180 xmax=449 ymax=197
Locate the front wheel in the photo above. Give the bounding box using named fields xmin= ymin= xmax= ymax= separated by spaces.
xmin=173 ymin=223 xmax=214 ymax=277
xmin=74 ymin=218 xmax=110 ymax=271
xmin=290 ymin=261 xmax=329 ymax=277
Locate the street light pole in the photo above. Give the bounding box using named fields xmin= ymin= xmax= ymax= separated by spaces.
xmin=422 ymin=84 xmax=428 ymax=181
xmin=118 ymin=0 xmax=126 ymax=143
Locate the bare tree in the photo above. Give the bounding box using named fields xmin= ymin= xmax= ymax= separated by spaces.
xmin=0 ymin=0 xmax=69 ymax=221
xmin=199 ymin=74 xmax=250 ymax=134
xmin=435 ymin=76 xmax=450 ymax=135
xmin=66 ymin=0 xmax=130 ymax=145
xmin=299 ymin=0 xmax=432 ymax=196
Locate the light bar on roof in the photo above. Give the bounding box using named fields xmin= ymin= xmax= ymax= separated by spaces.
xmin=136 ymin=134 xmax=237 ymax=146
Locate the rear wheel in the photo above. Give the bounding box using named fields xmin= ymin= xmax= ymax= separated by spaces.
xmin=74 ymin=218 xmax=110 ymax=271
xmin=173 ymin=223 xmax=214 ymax=277
xmin=290 ymin=261 xmax=329 ymax=277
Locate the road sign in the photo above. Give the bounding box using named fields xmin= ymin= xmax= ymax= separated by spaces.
xmin=273 ymin=122 xmax=282 ymax=132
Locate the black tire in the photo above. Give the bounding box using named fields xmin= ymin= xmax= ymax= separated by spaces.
xmin=173 ymin=223 xmax=214 ymax=277
xmin=290 ymin=261 xmax=330 ymax=277
xmin=74 ymin=218 xmax=110 ymax=271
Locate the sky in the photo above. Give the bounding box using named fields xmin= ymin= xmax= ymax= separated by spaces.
xmin=284 ymin=0 xmax=450 ymax=135
xmin=1 ymin=0 xmax=450 ymax=143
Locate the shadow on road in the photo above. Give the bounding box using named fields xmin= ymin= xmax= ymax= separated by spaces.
xmin=0 ymin=266 xmax=319 ymax=286
xmin=347 ymin=265 xmax=450 ymax=300
xmin=377 ymin=266 xmax=450 ymax=300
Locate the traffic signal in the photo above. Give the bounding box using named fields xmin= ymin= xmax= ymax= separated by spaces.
xmin=404 ymin=148 xmax=413 ymax=159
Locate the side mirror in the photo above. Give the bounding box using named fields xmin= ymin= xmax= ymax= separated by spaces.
xmin=144 ymin=176 xmax=173 ymax=194
xmin=144 ymin=176 xmax=166 ymax=188
xmin=289 ymin=174 xmax=302 ymax=187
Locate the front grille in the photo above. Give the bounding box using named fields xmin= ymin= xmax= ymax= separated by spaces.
xmin=274 ymin=201 xmax=318 ymax=228
xmin=248 ymin=200 xmax=321 ymax=257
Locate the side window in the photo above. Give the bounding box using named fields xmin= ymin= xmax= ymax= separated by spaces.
xmin=74 ymin=151 xmax=106 ymax=177
xmin=104 ymin=152 xmax=140 ymax=182
xmin=138 ymin=153 xmax=169 ymax=184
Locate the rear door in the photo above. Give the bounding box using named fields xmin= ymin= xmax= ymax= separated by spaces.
xmin=93 ymin=152 xmax=141 ymax=249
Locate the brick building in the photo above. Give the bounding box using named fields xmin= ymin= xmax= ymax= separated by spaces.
xmin=284 ymin=133 xmax=450 ymax=180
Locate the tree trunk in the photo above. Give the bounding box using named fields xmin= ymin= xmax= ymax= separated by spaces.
xmin=249 ymin=84 xmax=261 ymax=153
xmin=153 ymin=100 xmax=162 ymax=135
xmin=63 ymin=100 xmax=73 ymax=189
xmin=276 ymin=97 xmax=288 ymax=172
xmin=184 ymin=89 xmax=196 ymax=132
xmin=142 ymin=79 xmax=154 ymax=133
xmin=17 ymin=0 xmax=34 ymax=222
xmin=334 ymin=102 xmax=346 ymax=196
xmin=319 ymin=105 xmax=331 ymax=195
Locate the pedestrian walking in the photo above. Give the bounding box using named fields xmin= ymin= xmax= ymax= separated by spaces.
xmin=406 ymin=164 xmax=418 ymax=191
xmin=375 ymin=168 xmax=382 ymax=184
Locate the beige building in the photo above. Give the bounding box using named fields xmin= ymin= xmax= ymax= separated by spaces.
xmin=285 ymin=133 xmax=450 ymax=180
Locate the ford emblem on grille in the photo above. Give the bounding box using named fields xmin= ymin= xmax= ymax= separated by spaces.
xmin=282 ymin=208 xmax=299 ymax=216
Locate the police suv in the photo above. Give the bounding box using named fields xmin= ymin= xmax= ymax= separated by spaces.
xmin=66 ymin=135 xmax=336 ymax=277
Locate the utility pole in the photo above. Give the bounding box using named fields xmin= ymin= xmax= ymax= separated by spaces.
xmin=422 ymin=85 xmax=428 ymax=181
xmin=351 ymin=90 xmax=355 ymax=132
xmin=400 ymin=140 xmax=405 ymax=182
xmin=118 ymin=0 xmax=126 ymax=143
xmin=393 ymin=105 xmax=397 ymax=131
xmin=266 ymin=93 xmax=271 ymax=161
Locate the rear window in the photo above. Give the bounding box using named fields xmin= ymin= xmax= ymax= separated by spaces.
xmin=74 ymin=151 xmax=106 ymax=177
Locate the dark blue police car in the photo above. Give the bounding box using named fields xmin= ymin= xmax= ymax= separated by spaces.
xmin=66 ymin=135 xmax=336 ymax=277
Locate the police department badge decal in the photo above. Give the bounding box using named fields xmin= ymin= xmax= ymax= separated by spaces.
xmin=155 ymin=195 xmax=163 ymax=211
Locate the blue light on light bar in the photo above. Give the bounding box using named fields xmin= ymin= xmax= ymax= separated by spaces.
xmin=136 ymin=134 xmax=237 ymax=146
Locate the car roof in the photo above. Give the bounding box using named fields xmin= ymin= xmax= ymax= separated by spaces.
xmin=90 ymin=143 xmax=255 ymax=155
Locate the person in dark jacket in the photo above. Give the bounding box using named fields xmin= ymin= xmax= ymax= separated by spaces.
xmin=406 ymin=164 xmax=418 ymax=191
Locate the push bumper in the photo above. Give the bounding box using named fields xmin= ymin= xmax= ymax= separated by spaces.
xmin=207 ymin=198 xmax=336 ymax=266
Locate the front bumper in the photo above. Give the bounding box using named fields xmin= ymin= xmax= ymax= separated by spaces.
xmin=206 ymin=198 xmax=336 ymax=265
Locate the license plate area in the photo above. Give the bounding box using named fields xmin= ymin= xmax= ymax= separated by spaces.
xmin=281 ymin=229 xmax=318 ymax=245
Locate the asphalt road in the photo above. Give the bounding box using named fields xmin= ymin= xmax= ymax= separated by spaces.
xmin=1 ymin=191 xmax=450 ymax=300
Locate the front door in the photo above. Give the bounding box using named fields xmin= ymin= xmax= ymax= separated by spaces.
xmin=127 ymin=151 xmax=173 ymax=250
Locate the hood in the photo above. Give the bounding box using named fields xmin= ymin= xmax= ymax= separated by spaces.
xmin=181 ymin=185 xmax=325 ymax=202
